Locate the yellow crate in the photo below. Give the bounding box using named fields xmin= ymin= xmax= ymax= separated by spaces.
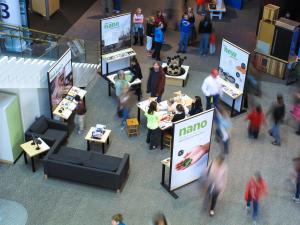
xmin=263 ymin=4 xmax=280 ymax=22
xmin=257 ymin=20 xmax=275 ymax=45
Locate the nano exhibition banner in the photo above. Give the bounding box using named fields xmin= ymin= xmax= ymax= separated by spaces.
xmin=170 ymin=109 xmax=214 ymax=191
xmin=47 ymin=49 xmax=73 ymax=113
xmin=100 ymin=13 xmax=131 ymax=54
xmin=219 ymin=39 xmax=250 ymax=112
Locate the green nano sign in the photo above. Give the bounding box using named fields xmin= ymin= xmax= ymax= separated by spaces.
xmin=104 ymin=21 xmax=120 ymax=30
xmin=179 ymin=120 xmax=208 ymax=136
xmin=224 ymin=46 xmax=237 ymax=58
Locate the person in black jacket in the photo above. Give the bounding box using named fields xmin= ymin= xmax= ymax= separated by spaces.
xmin=198 ymin=14 xmax=212 ymax=56
xmin=130 ymin=57 xmax=143 ymax=96
xmin=189 ymin=96 xmax=203 ymax=116
xmin=172 ymin=104 xmax=186 ymax=123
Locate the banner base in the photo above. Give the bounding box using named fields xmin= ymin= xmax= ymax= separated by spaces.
xmin=160 ymin=183 xmax=179 ymax=199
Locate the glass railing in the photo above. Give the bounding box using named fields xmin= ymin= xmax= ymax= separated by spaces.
xmin=0 ymin=22 xmax=100 ymax=64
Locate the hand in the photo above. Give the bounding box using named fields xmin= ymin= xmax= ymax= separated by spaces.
xmin=175 ymin=143 xmax=210 ymax=171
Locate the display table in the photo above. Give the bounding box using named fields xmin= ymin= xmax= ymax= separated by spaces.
xmin=208 ymin=1 xmax=226 ymax=20
xmin=85 ymin=127 xmax=111 ymax=153
xmin=20 ymin=138 xmax=50 ymax=172
xmin=101 ymin=48 xmax=136 ymax=75
xmin=32 ymin=0 xmax=60 ymax=20
xmin=162 ymin=63 xmax=190 ymax=87
xmin=53 ymin=86 xmax=87 ymax=120
xmin=220 ymin=79 xmax=243 ymax=117
xmin=106 ymin=70 xmax=142 ymax=100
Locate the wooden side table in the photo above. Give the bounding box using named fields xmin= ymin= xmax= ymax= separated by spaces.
xmin=20 ymin=138 xmax=50 ymax=172
xmin=85 ymin=127 xmax=111 ymax=153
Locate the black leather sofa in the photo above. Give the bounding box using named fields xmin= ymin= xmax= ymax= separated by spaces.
xmin=43 ymin=144 xmax=130 ymax=192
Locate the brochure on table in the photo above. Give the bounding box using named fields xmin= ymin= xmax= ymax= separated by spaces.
xmin=170 ymin=109 xmax=214 ymax=191
xmin=219 ymin=39 xmax=250 ymax=112
xmin=107 ymin=70 xmax=141 ymax=86
xmin=100 ymin=13 xmax=135 ymax=75
xmin=47 ymin=49 xmax=73 ymax=117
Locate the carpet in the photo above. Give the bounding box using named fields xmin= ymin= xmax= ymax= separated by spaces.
xmin=0 ymin=199 xmax=28 ymax=225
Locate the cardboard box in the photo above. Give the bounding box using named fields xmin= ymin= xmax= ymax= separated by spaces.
xmin=256 ymin=40 xmax=271 ymax=55
xmin=267 ymin=57 xmax=286 ymax=78
xmin=263 ymin=4 xmax=279 ymax=22
xmin=257 ymin=20 xmax=275 ymax=45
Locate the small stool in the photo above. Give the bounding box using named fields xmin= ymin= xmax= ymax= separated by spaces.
xmin=126 ymin=118 xmax=139 ymax=137
xmin=163 ymin=134 xmax=172 ymax=149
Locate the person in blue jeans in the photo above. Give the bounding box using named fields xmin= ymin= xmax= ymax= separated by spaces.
xmin=198 ymin=14 xmax=212 ymax=56
xmin=113 ymin=0 xmax=121 ymax=13
xmin=292 ymin=157 xmax=300 ymax=203
xmin=177 ymin=14 xmax=191 ymax=53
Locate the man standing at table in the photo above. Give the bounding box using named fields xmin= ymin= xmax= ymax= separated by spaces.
xmin=201 ymin=68 xmax=222 ymax=110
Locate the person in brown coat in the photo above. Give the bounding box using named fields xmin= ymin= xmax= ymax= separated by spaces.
xmin=147 ymin=61 xmax=166 ymax=102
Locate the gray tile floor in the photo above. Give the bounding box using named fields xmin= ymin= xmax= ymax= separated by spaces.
xmin=1 ymin=0 xmax=300 ymax=225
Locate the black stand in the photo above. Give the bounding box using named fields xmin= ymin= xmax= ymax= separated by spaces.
xmin=160 ymin=163 xmax=178 ymax=199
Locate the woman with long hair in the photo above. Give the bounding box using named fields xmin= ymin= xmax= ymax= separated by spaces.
xmin=147 ymin=61 xmax=166 ymax=102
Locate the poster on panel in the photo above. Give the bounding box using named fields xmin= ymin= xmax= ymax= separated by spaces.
xmin=47 ymin=49 xmax=73 ymax=111
xmin=219 ymin=39 xmax=250 ymax=112
xmin=170 ymin=109 xmax=214 ymax=191
xmin=100 ymin=13 xmax=131 ymax=54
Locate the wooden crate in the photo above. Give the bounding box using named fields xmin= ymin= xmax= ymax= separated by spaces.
xmin=257 ymin=20 xmax=275 ymax=45
xmin=263 ymin=4 xmax=280 ymax=22
xmin=267 ymin=58 xmax=286 ymax=79
xmin=253 ymin=53 xmax=270 ymax=73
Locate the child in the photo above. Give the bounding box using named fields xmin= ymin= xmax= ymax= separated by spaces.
xmin=133 ymin=8 xmax=144 ymax=46
xmin=189 ymin=96 xmax=203 ymax=116
xmin=145 ymin=101 xmax=161 ymax=150
xmin=152 ymin=22 xmax=164 ymax=61
xmin=146 ymin=16 xmax=155 ymax=56
xmin=111 ymin=213 xmax=126 ymax=225
xmin=74 ymin=95 xmax=86 ymax=134
xmin=246 ymin=105 xmax=266 ymax=139
xmin=209 ymin=29 xmax=216 ymax=55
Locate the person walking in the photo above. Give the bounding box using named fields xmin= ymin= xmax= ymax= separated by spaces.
xmin=152 ymin=212 xmax=168 ymax=225
xmin=244 ymin=172 xmax=268 ymax=225
xmin=130 ymin=57 xmax=143 ymax=96
xmin=145 ymin=101 xmax=161 ymax=150
xmin=152 ymin=22 xmax=165 ymax=61
xmin=147 ymin=61 xmax=166 ymax=102
xmin=215 ymin=107 xmax=231 ymax=154
xmin=291 ymin=91 xmax=300 ymax=135
xmin=187 ymin=7 xmax=196 ymax=45
xmin=114 ymin=70 xmax=129 ymax=116
xmin=196 ymin=0 xmax=206 ymax=15
xmin=177 ymin=13 xmax=192 ymax=53
xmin=292 ymin=157 xmax=300 ymax=203
xmin=133 ymin=8 xmax=144 ymax=46
xmin=145 ymin=16 xmax=155 ymax=56
xmin=198 ymin=14 xmax=212 ymax=56
xmin=111 ymin=213 xmax=126 ymax=225
xmin=267 ymin=94 xmax=285 ymax=146
xmin=74 ymin=95 xmax=86 ymax=134
xmin=119 ymin=85 xmax=130 ymax=130
xmin=205 ymin=154 xmax=228 ymax=217
xmin=209 ymin=29 xmax=216 ymax=54
xmin=112 ymin=0 xmax=121 ymax=13
xmin=246 ymin=104 xmax=266 ymax=139
xmin=201 ymin=68 xmax=222 ymax=110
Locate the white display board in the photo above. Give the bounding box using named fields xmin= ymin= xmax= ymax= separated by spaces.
xmin=219 ymin=39 xmax=250 ymax=112
xmin=170 ymin=109 xmax=214 ymax=191
xmin=100 ymin=13 xmax=131 ymax=55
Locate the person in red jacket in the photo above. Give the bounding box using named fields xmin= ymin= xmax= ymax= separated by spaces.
xmin=244 ymin=172 xmax=268 ymax=225
xmin=245 ymin=104 xmax=266 ymax=139
xmin=146 ymin=61 xmax=166 ymax=102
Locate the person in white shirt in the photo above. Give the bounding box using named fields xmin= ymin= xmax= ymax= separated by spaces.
xmin=201 ymin=68 xmax=222 ymax=110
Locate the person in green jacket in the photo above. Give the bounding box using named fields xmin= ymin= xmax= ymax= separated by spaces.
xmin=145 ymin=101 xmax=161 ymax=150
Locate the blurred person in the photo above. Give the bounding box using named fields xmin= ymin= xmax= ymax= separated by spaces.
xmin=114 ymin=70 xmax=129 ymax=117
xmin=111 ymin=213 xmax=125 ymax=225
xmin=201 ymin=68 xmax=222 ymax=110
xmin=177 ymin=13 xmax=192 ymax=54
xmin=152 ymin=212 xmax=168 ymax=225
xmin=215 ymin=107 xmax=231 ymax=154
xmin=154 ymin=11 xmax=167 ymax=32
xmin=245 ymin=104 xmax=266 ymax=139
xmin=196 ymin=0 xmax=206 ymax=15
xmin=292 ymin=157 xmax=300 ymax=203
xmin=209 ymin=28 xmax=216 ymax=54
xmin=152 ymin=22 xmax=165 ymax=61
xmin=187 ymin=7 xmax=197 ymax=45
xmin=74 ymin=95 xmax=86 ymax=134
xmin=130 ymin=57 xmax=143 ymax=96
xmin=267 ymin=94 xmax=285 ymax=146
xmin=244 ymin=172 xmax=268 ymax=225
xmin=205 ymin=154 xmax=228 ymax=216
xmin=291 ymin=91 xmax=300 ymax=135
xmin=146 ymin=16 xmax=155 ymax=56
xmin=145 ymin=101 xmax=161 ymax=150
xmin=189 ymin=96 xmax=203 ymax=116
xmin=198 ymin=14 xmax=212 ymax=56
xmin=133 ymin=8 xmax=144 ymax=46
xmin=119 ymin=85 xmax=130 ymax=130
xmin=147 ymin=61 xmax=166 ymax=102
xmin=112 ymin=0 xmax=121 ymax=13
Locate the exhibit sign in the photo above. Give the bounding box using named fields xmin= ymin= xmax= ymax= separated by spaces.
xmin=170 ymin=109 xmax=214 ymax=191
xmin=100 ymin=13 xmax=131 ymax=54
xmin=219 ymin=39 xmax=250 ymax=112
xmin=47 ymin=49 xmax=73 ymax=113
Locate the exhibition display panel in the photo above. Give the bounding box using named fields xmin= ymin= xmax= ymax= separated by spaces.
xmin=208 ymin=0 xmax=226 ymax=20
xmin=219 ymin=39 xmax=249 ymax=116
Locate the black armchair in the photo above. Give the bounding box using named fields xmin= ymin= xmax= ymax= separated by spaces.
xmin=25 ymin=116 xmax=68 ymax=145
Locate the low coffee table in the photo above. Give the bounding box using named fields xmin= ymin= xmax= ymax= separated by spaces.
xmin=20 ymin=138 xmax=50 ymax=172
xmin=85 ymin=127 xmax=111 ymax=153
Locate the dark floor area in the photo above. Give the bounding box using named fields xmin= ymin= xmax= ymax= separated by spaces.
xmin=28 ymin=0 xmax=97 ymax=35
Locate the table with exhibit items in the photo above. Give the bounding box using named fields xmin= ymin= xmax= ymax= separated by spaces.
xmin=53 ymin=86 xmax=87 ymax=120
xmin=85 ymin=126 xmax=111 ymax=153
xmin=106 ymin=70 xmax=142 ymax=100
xmin=20 ymin=138 xmax=50 ymax=172
xmin=162 ymin=63 xmax=190 ymax=87
xmin=208 ymin=0 xmax=226 ymax=20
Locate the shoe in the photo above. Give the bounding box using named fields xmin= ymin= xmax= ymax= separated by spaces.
xmin=271 ymin=141 xmax=281 ymax=146
xmin=209 ymin=210 xmax=214 ymax=216
xmin=292 ymin=195 xmax=300 ymax=203
xmin=268 ymin=130 xmax=273 ymax=137
xmin=121 ymin=125 xmax=125 ymax=130
xmin=246 ymin=206 xmax=250 ymax=214
xmin=176 ymin=50 xmax=182 ymax=53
